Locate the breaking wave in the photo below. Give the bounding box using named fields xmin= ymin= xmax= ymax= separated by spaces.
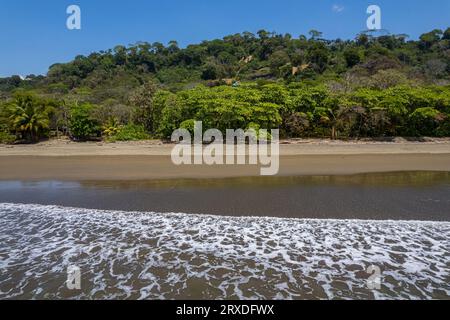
xmin=0 ymin=203 xmax=449 ymax=300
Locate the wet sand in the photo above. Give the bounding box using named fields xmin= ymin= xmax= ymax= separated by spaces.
xmin=1 ymin=172 xmax=450 ymax=220
xmin=1 ymin=140 xmax=450 ymax=180
xmin=0 ymin=154 xmax=449 ymax=181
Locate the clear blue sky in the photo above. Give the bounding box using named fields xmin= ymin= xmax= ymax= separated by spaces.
xmin=0 ymin=0 xmax=449 ymax=77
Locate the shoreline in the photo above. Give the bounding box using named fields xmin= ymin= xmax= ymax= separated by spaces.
xmin=2 ymin=172 xmax=450 ymax=221
xmin=1 ymin=139 xmax=450 ymax=180
xmin=1 ymin=137 xmax=450 ymax=156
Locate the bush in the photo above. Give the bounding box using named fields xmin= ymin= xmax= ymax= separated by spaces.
xmin=409 ymin=107 xmax=443 ymax=136
xmin=69 ymin=103 xmax=101 ymax=141
xmin=179 ymin=119 xmax=196 ymax=135
xmin=107 ymin=124 xmax=149 ymax=141
xmin=0 ymin=131 xmax=16 ymax=144
xmin=436 ymin=116 xmax=450 ymax=137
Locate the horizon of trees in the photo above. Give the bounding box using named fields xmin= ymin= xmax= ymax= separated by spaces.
xmin=1 ymin=28 xmax=450 ymax=143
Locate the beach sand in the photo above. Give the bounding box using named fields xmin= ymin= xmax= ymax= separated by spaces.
xmin=1 ymin=139 xmax=450 ymax=180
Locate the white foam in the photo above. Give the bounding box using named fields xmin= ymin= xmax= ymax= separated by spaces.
xmin=0 ymin=203 xmax=449 ymax=300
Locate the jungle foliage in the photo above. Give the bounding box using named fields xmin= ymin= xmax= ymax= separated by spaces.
xmin=1 ymin=28 xmax=450 ymax=143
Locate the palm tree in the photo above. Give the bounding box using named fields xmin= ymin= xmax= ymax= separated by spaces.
xmin=8 ymin=94 xmax=50 ymax=142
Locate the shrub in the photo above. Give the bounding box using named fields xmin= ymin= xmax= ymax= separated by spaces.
xmin=69 ymin=103 xmax=101 ymax=140
xmin=0 ymin=131 xmax=15 ymax=144
xmin=179 ymin=119 xmax=196 ymax=135
xmin=409 ymin=107 xmax=444 ymax=136
xmin=107 ymin=124 xmax=149 ymax=142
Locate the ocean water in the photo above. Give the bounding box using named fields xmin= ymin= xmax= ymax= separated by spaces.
xmin=0 ymin=203 xmax=449 ymax=300
xmin=1 ymin=172 xmax=450 ymax=220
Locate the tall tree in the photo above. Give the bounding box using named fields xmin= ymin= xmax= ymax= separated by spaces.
xmin=129 ymin=81 xmax=158 ymax=133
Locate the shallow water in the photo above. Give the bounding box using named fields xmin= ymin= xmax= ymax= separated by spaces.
xmin=0 ymin=203 xmax=449 ymax=300
xmin=1 ymin=172 xmax=450 ymax=220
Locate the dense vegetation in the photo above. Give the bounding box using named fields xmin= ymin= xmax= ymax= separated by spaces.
xmin=1 ymin=28 xmax=450 ymax=143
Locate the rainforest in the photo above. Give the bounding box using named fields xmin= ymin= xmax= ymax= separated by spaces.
xmin=1 ymin=28 xmax=449 ymax=143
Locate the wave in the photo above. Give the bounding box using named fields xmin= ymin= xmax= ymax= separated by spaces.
xmin=0 ymin=203 xmax=449 ymax=300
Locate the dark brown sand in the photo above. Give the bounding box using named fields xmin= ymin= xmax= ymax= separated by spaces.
xmin=0 ymin=154 xmax=450 ymax=181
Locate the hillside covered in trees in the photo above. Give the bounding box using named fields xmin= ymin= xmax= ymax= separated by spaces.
xmin=1 ymin=28 xmax=450 ymax=143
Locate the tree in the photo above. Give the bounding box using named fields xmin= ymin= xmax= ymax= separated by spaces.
xmin=424 ymin=59 xmax=447 ymax=78
xmin=168 ymin=40 xmax=179 ymax=53
xmin=309 ymin=30 xmax=323 ymax=40
xmin=370 ymin=69 xmax=408 ymax=89
xmin=7 ymin=93 xmax=52 ymax=143
xmin=419 ymin=29 xmax=443 ymax=49
xmin=268 ymin=50 xmax=291 ymax=76
xmin=284 ymin=112 xmax=311 ymax=137
xmin=69 ymin=103 xmax=100 ymax=140
xmin=129 ymin=80 xmax=159 ymax=133
xmin=257 ymin=30 xmax=270 ymax=40
xmin=343 ymin=48 xmax=361 ymax=68
xmin=409 ymin=107 xmax=444 ymax=136
xmin=367 ymin=107 xmax=391 ymax=136
xmin=356 ymin=33 xmax=369 ymax=46
xmin=443 ymin=28 xmax=450 ymax=40
xmin=307 ymin=42 xmax=330 ymax=73
xmin=201 ymin=59 xmax=225 ymax=80
xmin=113 ymin=45 xmax=128 ymax=65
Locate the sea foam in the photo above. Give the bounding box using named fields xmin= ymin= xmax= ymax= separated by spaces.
xmin=0 ymin=203 xmax=449 ymax=300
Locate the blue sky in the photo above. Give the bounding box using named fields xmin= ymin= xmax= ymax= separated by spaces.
xmin=0 ymin=0 xmax=449 ymax=77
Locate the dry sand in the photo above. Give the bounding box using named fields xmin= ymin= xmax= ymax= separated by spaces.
xmin=1 ymin=139 xmax=449 ymax=180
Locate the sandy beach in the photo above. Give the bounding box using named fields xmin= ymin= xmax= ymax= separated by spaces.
xmin=1 ymin=138 xmax=450 ymax=180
